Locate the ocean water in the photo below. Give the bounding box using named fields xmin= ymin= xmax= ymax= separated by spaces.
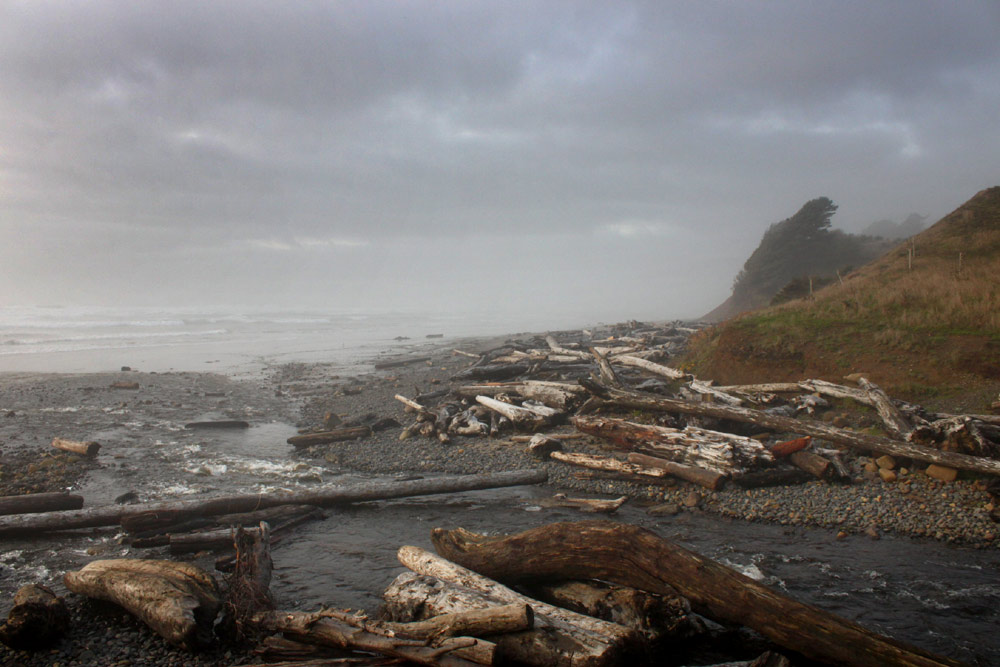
xmin=0 ymin=305 xmax=571 ymax=374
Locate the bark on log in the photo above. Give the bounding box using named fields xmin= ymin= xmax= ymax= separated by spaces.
xmin=768 ymin=436 xmax=812 ymax=458
xmin=51 ymin=437 xmax=100 ymax=457
xmin=63 ymin=559 xmax=221 ymax=650
xmin=0 ymin=491 xmax=84 ymax=516
xmin=625 ymin=453 xmax=726 ymax=490
xmin=859 ymin=378 xmax=917 ymax=438
xmin=430 ymin=521 xmax=962 ymax=667
xmin=398 ymin=546 xmax=636 ymax=665
xmin=580 ymin=381 xmax=1000 ymax=476
xmin=253 ymin=609 xmax=493 ymax=666
xmin=787 ymin=450 xmax=832 ymax=479
xmin=288 ymin=426 xmax=372 ymax=448
xmin=573 ymin=415 xmax=773 ymax=474
xmin=383 ymin=571 xmax=602 ymax=666
xmin=611 ymin=355 xmax=687 ymax=381
xmin=223 ymin=522 xmax=274 ymax=639
xmin=0 ymin=469 xmax=548 ymax=537
xmin=0 ymin=584 xmax=70 ymax=649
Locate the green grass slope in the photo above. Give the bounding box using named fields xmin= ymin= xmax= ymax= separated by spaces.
xmin=684 ymin=186 xmax=1000 ymax=411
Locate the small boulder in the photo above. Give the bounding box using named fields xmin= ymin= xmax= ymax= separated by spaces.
xmin=926 ymin=464 xmax=958 ymax=482
xmin=875 ymin=455 xmax=896 ymax=470
xmin=878 ymin=468 xmax=897 ymax=483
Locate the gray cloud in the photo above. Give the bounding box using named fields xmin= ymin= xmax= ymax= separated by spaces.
xmin=1 ymin=1 xmax=998 ymax=318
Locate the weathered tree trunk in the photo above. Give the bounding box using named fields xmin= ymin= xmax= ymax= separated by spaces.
xmin=787 ymin=450 xmax=832 ymax=479
xmin=383 ymin=571 xmax=606 ymax=666
xmin=223 ymin=522 xmax=274 ymax=639
xmin=63 ymin=559 xmax=221 ymax=650
xmin=551 ymin=450 xmax=669 ymax=480
xmin=625 ymin=453 xmax=726 ymax=490
xmin=581 ymin=381 xmax=1000 ymax=476
xmin=475 ymin=396 xmax=560 ymax=431
xmin=687 ymin=380 xmax=744 ymax=406
xmin=51 ymin=437 xmax=100 ymax=457
xmin=768 ymin=436 xmax=812 ymax=458
xmin=383 ymin=603 xmax=532 ymax=641
xmin=716 ymin=383 xmax=803 ymax=394
xmin=0 ymin=584 xmax=70 ymax=649
xmin=451 ymin=361 xmax=532 ymax=381
xmin=288 ymin=426 xmax=371 ymax=448
xmin=398 ymin=545 xmax=636 ymax=665
xmin=129 ymin=504 xmax=322 ymax=542
xmin=253 ymin=609 xmax=494 ymax=666
xmin=0 ymin=491 xmax=84 ymax=516
xmin=540 ymin=493 xmax=627 ymax=514
xmin=454 ymin=381 xmax=586 ymax=410
xmin=591 ymin=347 xmax=625 ymax=389
xmin=0 ymin=469 xmax=548 ymax=537
xmin=859 ymin=378 xmax=917 ymax=438
xmin=573 ymin=415 xmax=774 ymax=474
xmin=431 ymin=521 xmax=961 ymax=667
xmin=611 ymin=355 xmax=688 ymax=381
xmin=545 ymin=335 xmax=592 ymax=361
xmin=909 ymin=416 xmax=1000 ymax=458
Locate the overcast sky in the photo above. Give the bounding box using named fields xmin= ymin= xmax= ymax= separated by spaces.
xmin=1 ymin=1 xmax=998 ymax=323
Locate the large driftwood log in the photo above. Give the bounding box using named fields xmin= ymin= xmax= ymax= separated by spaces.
xmin=454 ymin=381 xmax=586 ymax=410
xmin=431 ymin=521 xmax=960 ymax=667
xmin=0 ymin=469 xmax=548 ymax=537
xmin=611 ymin=355 xmax=687 ymax=380
xmin=573 ymin=415 xmax=774 ymax=474
xmin=0 ymin=584 xmax=70 ymax=649
xmin=908 ymin=416 xmax=1000 ymax=458
xmin=398 ymin=546 xmax=636 ymax=665
xmin=384 ymin=572 xmax=602 ymax=666
xmin=687 ymin=380 xmax=744 ymax=406
xmin=253 ymin=609 xmax=494 ymax=666
xmin=475 ymin=396 xmax=560 ymax=431
xmin=224 ymin=522 xmax=274 ymax=639
xmin=540 ymin=493 xmax=628 ymax=514
xmin=63 ymin=559 xmax=221 ymax=650
xmin=551 ymin=451 xmax=669 ymax=480
xmin=0 ymin=491 xmax=84 ymax=516
xmin=288 ymin=426 xmax=372 ymax=448
xmin=859 ymin=378 xmax=917 ymax=438
xmin=51 ymin=437 xmax=100 ymax=457
xmin=626 ymin=453 xmax=726 ymax=490
xmin=580 ymin=381 xmax=1000 ymax=476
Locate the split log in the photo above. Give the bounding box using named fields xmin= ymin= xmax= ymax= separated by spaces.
xmin=859 ymin=378 xmax=917 ymax=438
xmin=384 ymin=572 xmax=604 ymax=666
xmin=540 ymin=493 xmax=627 ymax=514
xmin=524 ymin=579 xmax=703 ymax=644
xmin=374 ymin=356 xmax=431 ymax=370
xmin=580 ymin=381 xmax=1000 ymax=476
xmin=0 ymin=469 xmax=548 ymax=537
xmin=611 ymin=355 xmax=687 ymax=381
xmin=288 ymin=426 xmax=371 ymax=448
xmin=475 ymin=396 xmax=559 ymax=431
xmin=51 ymin=437 xmax=100 ymax=457
xmin=253 ymin=609 xmax=493 ymax=666
xmin=398 ymin=546 xmax=636 ymax=665
xmin=573 ymin=415 xmax=774 ymax=474
xmin=551 ymin=451 xmax=669 ymax=480
xmin=184 ymin=420 xmax=250 ymax=429
xmin=0 ymin=491 xmax=84 ymax=516
xmin=431 ymin=521 xmax=962 ymax=667
xmin=626 ymin=453 xmax=726 ymax=490
xmin=63 ymin=559 xmax=221 ymax=650
xmin=0 ymin=584 xmax=70 ymax=649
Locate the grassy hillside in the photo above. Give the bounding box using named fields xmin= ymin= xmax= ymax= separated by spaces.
xmin=684 ymin=186 xmax=1000 ymax=410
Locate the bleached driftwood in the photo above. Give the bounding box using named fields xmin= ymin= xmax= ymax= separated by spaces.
xmin=475 ymin=396 xmax=561 ymax=431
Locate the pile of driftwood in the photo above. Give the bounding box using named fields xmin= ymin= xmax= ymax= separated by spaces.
xmin=7 ymin=519 xmax=964 ymax=666
xmin=384 ymin=323 xmax=1000 ymax=498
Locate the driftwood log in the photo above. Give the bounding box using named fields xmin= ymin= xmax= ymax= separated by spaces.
xmin=626 ymin=453 xmax=726 ymax=490
xmin=51 ymin=437 xmax=100 ymax=457
xmin=0 ymin=469 xmax=548 ymax=537
xmin=430 ymin=521 xmax=961 ymax=667
xmin=398 ymin=546 xmax=636 ymax=666
xmin=0 ymin=491 xmax=84 ymax=516
xmin=475 ymin=396 xmax=560 ymax=431
xmin=63 ymin=559 xmax=221 ymax=650
xmin=253 ymin=608 xmax=496 ymax=666
xmin=288 ymin=426 xmax=372 ymax=448
xmin=574 ymin=415 xmax=774 ymax=474
xmin=0 ymin=584 xmax=70 ymax=649
xmin=454 ymin=381 xmax=586 ymax=410
xmin=580 ymin=381 xmax=1000 ymax=476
